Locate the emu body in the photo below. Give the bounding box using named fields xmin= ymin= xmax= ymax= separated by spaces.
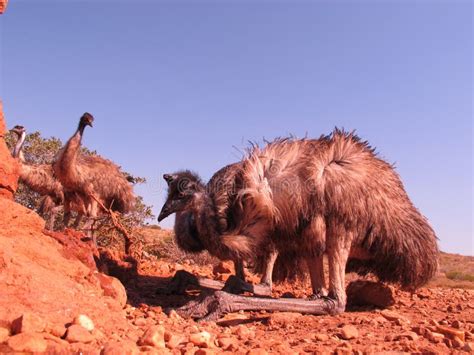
xmin=160 ymin=129 xmax=439 ymax=319
xmin=10 ymin=126 xmax=84 ymax=229
xmin=52 ymin=113 xmax=135 ymax=242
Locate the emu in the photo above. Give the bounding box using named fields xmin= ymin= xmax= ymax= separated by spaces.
xmin=159 ymin=129 xmax=439 ymax=320
xmin=52 ymin=113 xmax=135 ymax=243
xmin=9 ymin=125 xmax=84 ymax=230
xmin=159 ymin=163 xmax=284 ymax=296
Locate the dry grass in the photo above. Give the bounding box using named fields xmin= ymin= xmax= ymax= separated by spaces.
xmin=427 ymin=252 xmax=474 ymax=290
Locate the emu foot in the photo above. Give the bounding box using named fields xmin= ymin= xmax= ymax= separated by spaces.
xmin=157 ymin=270 xmax=201 ymax=295
xmin=222 ymin=275 xmax=272 ymax=297
xmin=308 ymin=288 xmax=329 ymax=300
xmin=173 ymin=290 xmax=346 ymax=321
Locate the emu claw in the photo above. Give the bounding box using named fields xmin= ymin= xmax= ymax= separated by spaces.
xmin=157 ymin=270 xmax=200 ymax=295
xmin=222 ymin=275 xmax=272 ymax=297
xmin=307 ymin=289 xmax=329 ymax=300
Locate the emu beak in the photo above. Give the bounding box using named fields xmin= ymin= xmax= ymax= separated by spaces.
xmin=158 ymin=205 xmax=171 ymax=222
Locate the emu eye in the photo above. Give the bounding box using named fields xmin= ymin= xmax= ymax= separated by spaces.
xmin=178 ymin=192 xmax=185 ymax=199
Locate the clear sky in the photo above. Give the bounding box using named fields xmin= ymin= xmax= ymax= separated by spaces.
xmin=0 ymin=1 xmax=472 ymax=255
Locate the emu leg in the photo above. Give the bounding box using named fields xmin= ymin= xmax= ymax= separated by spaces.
xmin=223 ymin=249 xmax=278 ymax=296
xmin=306 ymin=255 xmax=328 ymax=299
xmin=72 ymin=213 xmax=83 ymax=229
xmin=175 ymin=290 xmax=342 ymax=321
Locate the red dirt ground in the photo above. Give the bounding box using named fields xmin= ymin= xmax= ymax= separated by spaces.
xmin=0 ymin=196 xmax=472 ymax=354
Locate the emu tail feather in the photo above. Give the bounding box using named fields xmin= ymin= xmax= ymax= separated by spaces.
xmin=348 ymin=209 xmax=439 ymax=290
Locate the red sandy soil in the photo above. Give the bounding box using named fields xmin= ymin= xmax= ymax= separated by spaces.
xmin=0 ymin=196 xmax=473 ymax=354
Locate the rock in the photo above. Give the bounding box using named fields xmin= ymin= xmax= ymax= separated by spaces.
xmin=217 ymin=337 xmax=238 ymax=351
xmin=247 ymin=349 xmax=268 ymax=355
xmin=166 ymin=334 xmax=184 ymax=349
xmin=95 ymin=273 xmax=128 ymax=308
xmin=267 ymin=312 xmax=302 ymax=327
xmin=133 ymin=318 xmax=147 ymax=327
xmin=346 ymin=281 xmax=395 ymax=308
xmin=65 ymin=324 xmax=95 ymax=343
xmin=195 ymin=349 xmax=216 ymax=355
xmin=0 ymin=102 xmax=19 ymax=199
xmin=314 ymin=333 xmax=329 ymax=342
xmin=426 ymin=330 xmax=444 ymax=344
xmin=436 ymin=325 xmax=465 ymax=341
xmin=102 ymin=340 xmax=140 ymax=355
xmin=340 ymin=325 xmax=359 ymax=340
xmin=73 ymin=314 xmax=95 ymax=331
xmin=11 ymin=313 xmax=46 ymax=334
xmin=138 ymin=325 xmax=166 ymax=348
xmin=0 ymin=326 xmax=10 ymax=343
xmin=451 ymin=320 xmax=462 ymax=329
xmin=394 ymin=331 xmax=419 ymax=341
xmin=462 ymin=342 xmax=473 ymax=352
xmin=45 ymin=323 xmax=67 ymax=338
xmin=189 ymin=331 xmax=212 ymax=348
xmin=7 ymin=332 xmax=47 ymax=352
xmin=232 ymin=325 xmax=256 ymax=340
xmin=380 ymin=310 xmax=410 ymax=324
xmin=212 ymin=261 xmax=233 ymax=275
xmin=168 ymin=310 xmax=182 ymax=321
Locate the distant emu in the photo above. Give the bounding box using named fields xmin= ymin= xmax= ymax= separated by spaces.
xmin=9 ymin=125 xmax=84 ymax=230
xmin=53 ymin=113 xmax=135 ymax=243
xmin=159 ymin=129 xmax=439 ymax=319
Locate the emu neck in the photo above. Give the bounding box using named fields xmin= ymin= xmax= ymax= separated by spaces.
xmin=191 ymin=192 xmax=233 ymax=259
xmin=12 ymin=132 xmax=26 ymax=161
xmin=56 ymin=124 xmax=86 ymax=187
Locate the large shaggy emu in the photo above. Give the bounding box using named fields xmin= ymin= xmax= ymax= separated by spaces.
xmin=159 ymin=129 xmax=439 ymax=320
xmin=53 ymin=113 xmax=135 ymax=243
xmin=10 ymin=125 xmax=84 ymax=229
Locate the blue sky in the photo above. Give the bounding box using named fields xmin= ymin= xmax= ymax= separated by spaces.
xmin=1 ymin=1 xmax=472 ymax=254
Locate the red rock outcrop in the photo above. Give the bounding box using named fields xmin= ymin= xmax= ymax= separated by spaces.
xmin=0 ymin=0 xmax=8 ymax=14
xmin=0 ymin=101 xmax=19 ymax=199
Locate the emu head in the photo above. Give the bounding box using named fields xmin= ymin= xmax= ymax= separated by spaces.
xmin=158 ymin=171 xmax=203 ymax=222
xmin=79 ymin=112 xmax=94 ymax=128
xmin=10 ymin=125 xmax=25 ymax=138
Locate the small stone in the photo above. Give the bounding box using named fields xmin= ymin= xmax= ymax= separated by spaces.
xmin=138 ymin=325 xmax=166 ymax=348
xmin=451 ymin=336 xmax=464 ymax=348
xmin=394 ymin=331 xmax=419 ymax=341
xmin=95 ymin=273 xmax=128 ymax=308
xmin=380 ymin=310 xmax=410 ymax=324
xmin=45 ymin=323 xmax=67 ymax=338
xmin=73 ymin=314 xmax=95 ymax=331
xmin=102 ymin=340 xmax=140 ymax=355
xmin=314 ymin=333 xmax=329 ymax=342
xmin=267 ymin=312 xmax=302 ymax=327
xmin=217 ymin=337 xmax=238 ymax=351
xmin=195 ymin=349 xmax=216 ymax=355
xmin=65 ymin=324 xmax=95 ymax=343
xmin=168 ymin=310 xmax=182 ymax=321
xmin=212 ymin=261 xmax=233 ymax=275
xmin=11 ymin=313 xmax=46 ymax=334
xmin=462 ymin=342 xmax=473 ymax=352
xmin=436 ymin=325 xmax=465 ymax=341
xmin=189 ymin=331 xmax=212 ymax=348
xmin=451 ymin=320 xmax=462 ymax=329
xmin=166 ymin=334 xmax=185 ymax=349
xmin=247 ymin=349 xmax=268 ymax=355
xmin=426 ymin=330 xmax=444 ymax=344
xmin=133 ymin=318 xmax=147 ymax=327
xmin=340 ymin=325 xmax=359 ymax=340
xmin=0 ymin=327 xmax=10 ymax=343
xmin=7 ymin=332 xmax=47 ymax=352
xmin=232 ymin=325 xmax=255 ymax=340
